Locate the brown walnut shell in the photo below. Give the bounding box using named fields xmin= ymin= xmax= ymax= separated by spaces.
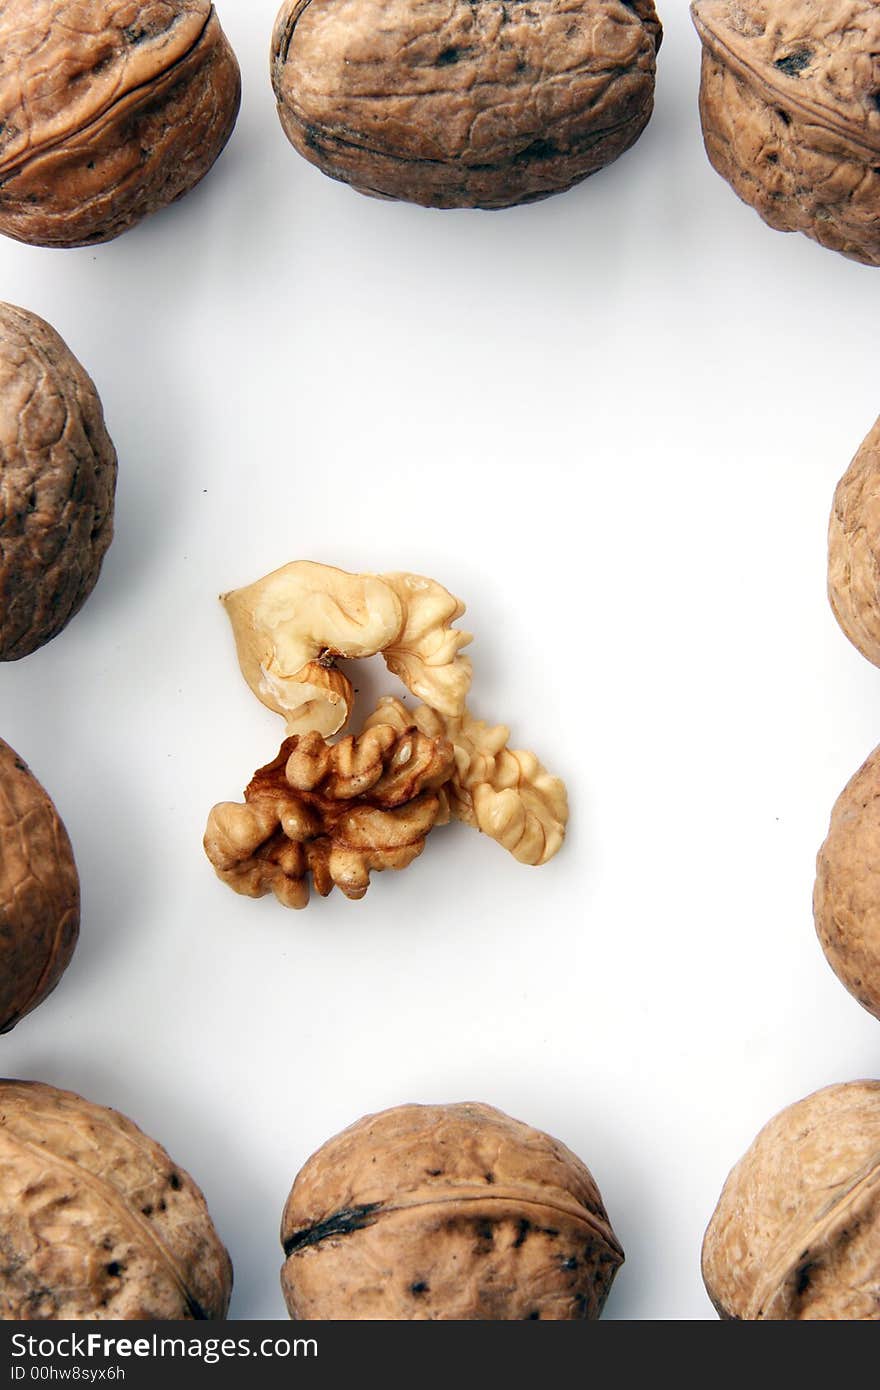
xmin=828 ymin=415 xmax=880 ymax=667
xmin=280 ymin=1102 xmax=623 ymax=1320
xmin=702 ymin=1082 xmax=880 ymax=1320
xmin=0 ymin=303 xmax=117 ymax=661
xmin=0 ymin=1 xmax=241 ymax=248
xmin=0 ymin=1080 xmax=232 ymax=1319
xmin=271 ymin=0 xmax=662 ymax=210
xmin=0 ymin=739 xmax=79 ymax=1035
xmin=814 ymin=742 xmax=880 ymax=1021
xmin=692 ymin=1 xmax=880 ymax=265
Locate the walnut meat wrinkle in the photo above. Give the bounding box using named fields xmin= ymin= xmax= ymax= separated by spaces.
xmin=0 ymin=1080 xmax=232 ymax=1320
xmin=828 ymin=415 xmax=880 ymax=667
xmin=0 ymin=739 xmax=79 ymax=1034
xmin=814 ymin=742 xmax=880 ymax=1021
xmin=204 ymin=721 xmax=455 ymax=908
xmin=280 ymin=1102 xmax=623 ymax=1320
xmin=692 ymin=0 xmax=880 ymax=265
xmin=703 ymin=1082 xmax=880 ymax=1320
xmin=365 ymin=696 xmax=568 ymax=866
xmin=221 ymin=561 xmax=473 ymax=737
xmin=0 ymin=303 xmax=117 ymax=661
xmin=270 ymin=0 xmax=662 ymax=210
xmin=0 ymin=1 xmax=241 ymax=248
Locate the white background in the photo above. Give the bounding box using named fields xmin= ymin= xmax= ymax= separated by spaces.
xmin=1 ymin=0 xmax=879 ymax=1321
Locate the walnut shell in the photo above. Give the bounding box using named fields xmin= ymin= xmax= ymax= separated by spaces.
xmin=828 ymin=415 xmax=880 ymax=667
xmin=0 ymin=739 xmax=79 ymax=1035
xmin=0 ymin=303 xmax=117 ymax=661
xmin=814 ymin=742 xmax=880 ymax=1021
xmin=0 ymin=1080 xmax=232 ymax=1319
xmin=702 ymin=1082 xmax=880 ymax=1319
xmin=692 ymin=1 xmax=880 ymax=265
xmin=0 ymin=1 xmax=241 ymax=248
xmin=270 ymin=0 xmax=662 ymax=210
xmin=280 ymin=1102 xmax=623 ymax=1320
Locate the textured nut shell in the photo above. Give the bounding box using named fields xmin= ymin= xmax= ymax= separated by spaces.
xmin=0 ymin=303 xmax=117 ymax=661
xmin=0 ymin=1 xmax=241 ymax=248
xmin=0 ymin=1080 xmax=232 ymax=1320
xmin=692 ymin=1 xmax=880 ymax=265
xmin=0 ymin=741 xmax=78 ymax=1034
xmin=271 ymin=0 xmax=661 ymax=210
xmin=828 ymin=416 xmax=880 ymax=666
xmin=814 ymin=743 xmax=880 ymax=1020
xmin=702 ymin=1082 xmax=880 ymax=1320
xmin=281 ymin=1102 xmax=622 ymax=1320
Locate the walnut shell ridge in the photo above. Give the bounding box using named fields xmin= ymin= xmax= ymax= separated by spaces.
xmin=692 ymin=0 xmax=880 ymax=265
xmin=280 ymin=1102 xmax=623 ymax=1320
xmin=828 ymin=415 xmax=880 ymax=667
xmin=271 ymin=0 xmax=662 ymax=210
xmin=702 ymin=1082 xmax=880 ymax=1319
xmin=814 ymin=742 xmax=880 ymax=1021
xmin=0 ymin=303 xmax=117 ymax=661
xmin=0 ymin=1 xmax=241 ymax=248
xmin=0 ymin=1080 xmax=232 ymax=1320
xmin=0 ymin=740 xmax=79 ymax=1034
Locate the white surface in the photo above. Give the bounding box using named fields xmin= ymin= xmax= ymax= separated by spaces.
xmin=2 ymin=0 xmax=880 ymax=1322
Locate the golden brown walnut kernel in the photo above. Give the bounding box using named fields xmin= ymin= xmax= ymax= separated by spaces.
xmin=814 ymin=743 xmax=880 ymax=1021
xmin=364 ymin=696 xmax=568 ymax=865
xmin=0 ymin=1 xmax=241 ymax=248
xmin=0 ymin=739 xmax=79 ymax=1034
xmin=0 ymin=1079 xmax=232 ymax=1320
xmin=0 ymin=303 xmax=117 ymax=662
xmin=828 ymin=415 xmax=880 ymax=667
xmin=204 ymin=721 xmax=455 ymax=907
xmin=221 ymin=561 xmax=472 ymax=737
xmin=270 ymin=0 xmax=662 ymax=210
xmin=280 ymin=1102 xmax=623 ymax=1320
xmin=692 ymin=0 xmax=880 ymax=265
xmin=703 ymin=1082 xmax=880 ymax=1320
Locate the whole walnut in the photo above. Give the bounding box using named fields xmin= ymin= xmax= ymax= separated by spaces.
xmin=271 ymin=0 xmax=662 ymax=210
xmin=703 ymin=1082 xmax=880 ymax=1319
xmin=814 ymin=742 xmax=880 ymax=1021
xmin=0 ymin=738 xmax=79 ymax=1034
xmin=0 ymin=1 xmax=241 ymax=248
xmin=692 ymin=1 xmax=880 ymax=265
xmin=280 ymin=1102 xmax=623 ymax=1320
xmin=0 ymin=1080 xmax=232 ymax=1319
xmin=828 ymin=415 xmax=880 ymax=667
xmin=0 ymin=303 xmax=117 ymax=661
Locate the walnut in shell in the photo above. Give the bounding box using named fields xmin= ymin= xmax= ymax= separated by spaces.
xmin=204 ymin=721 xmax=455 ymax=907
xmin=828 ymin=415 xmax=880 ymax=667
xmin=270 ymin=0 xmax=662 ymax=210
xmin=280 ymin=1102 xmax=623 ymax=1320
xmin=692 ymin=1 xmax=880 ymax=265
xmin=0 ymin=1080 xmax=232 ymax=1319
xmin=0 ymin=740 xmax=79 ymax=1034
xmin=0 ymin=303 xmax=117 ymax=661
xmin=703 ymin=1081 xmax=880 ymax=1319
xmin=0 ymin=1 xmax=241 ymax=248
xmin=814 ymin=742 xmax=880 ymax=1021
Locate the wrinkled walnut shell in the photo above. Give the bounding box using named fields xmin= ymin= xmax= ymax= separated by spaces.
xmin=814 ymin=742 xmax=880 ymax=1021
xmin=204 ymin=721 xmax=454 ymax=907
xmin=0 ymin=303 xmax=117 ymax=661
xmin=271 ymin=0 xmax=661 ymax=210
xmin=703 ymin=1082 xmax=880 ymax=1319
xmin=692 ymin=0 xmax=880 ymax=265
xmin=0 ymin=1 xmax=241 ymax=248
xmin=281 ymin=1102 xmax=623 ymax=1320
xmin=0 ymin=739 xmax=79 ymax=1034
xmin=0 ymin=1080 xmax=232 ymax=1320
xmin=828 ymin=415 xmax=880 ymax=667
